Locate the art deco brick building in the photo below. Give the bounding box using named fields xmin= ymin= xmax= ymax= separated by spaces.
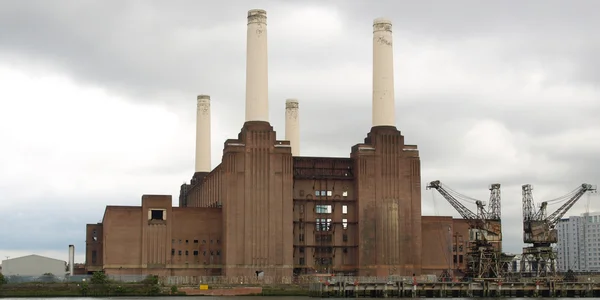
xmin=85 ymin=9 xmax=474 ymax=280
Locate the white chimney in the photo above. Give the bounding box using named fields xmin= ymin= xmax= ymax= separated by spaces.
xmin=68 ymin=244 xmax=75 ymax=276
xmin=195 ymin=95 xmax=211 ymax=173
xmin=245 ymin=9 xmax=269 ymax=122
xmin=285 ymin=99 xmax=300 ymax=156
xmin=372 ymin=18 xmax=396 ymax=127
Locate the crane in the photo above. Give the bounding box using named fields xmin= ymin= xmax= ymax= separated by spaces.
xmin=427 ymin=180 xmax=510 ymax=280
xmin=521 ymin=183 xmax=597 ymax=277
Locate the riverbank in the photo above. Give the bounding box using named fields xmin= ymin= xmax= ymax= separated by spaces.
xmin=0 ymin=283 xmax=309 ymax=297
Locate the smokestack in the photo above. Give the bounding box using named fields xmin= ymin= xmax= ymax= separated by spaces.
xmin=245 ymin=9 xmax=269 ymax=122
xmin=68 ymin=244 xmax=74 ymax=276
xmin=285 ymin=99 xmax=300 ymax=156
xmin=195 ymin=95 xmax=211 ymax=173
xmin=372 ymin=18 xmax=396 ymax=127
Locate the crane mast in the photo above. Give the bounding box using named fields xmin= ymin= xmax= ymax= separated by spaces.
xmin=427 ymin=180 xmax=509 ymax=280
xmin=521 ymin=183 xmax=597 ymax=278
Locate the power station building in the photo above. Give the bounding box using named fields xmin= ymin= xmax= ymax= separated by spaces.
xmin=85 ymin=9 xmax=474 ymax=281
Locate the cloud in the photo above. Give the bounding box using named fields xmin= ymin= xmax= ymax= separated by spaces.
xmin=1 ymin=0 xmax=599 ymax=262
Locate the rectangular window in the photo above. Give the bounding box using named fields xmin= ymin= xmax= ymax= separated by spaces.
xmin=342 ymin=191 xmax=348 ymax=197
xmin=193 ymin=250 xmax=199 ymax=256
xmin=316 ymin=218 xmax=332 ymax=231
xmin=343 ymin=234 xmax=348 ymax=242
xmin=299 ymin=257 xmax=305 ymax=265
xmin=171 ymin=249 xmax=175 ymax=256
xmin=315 ymin=191 xmax=320 ymax=196
xmin=193 ymin=240 xmax=198 ymax=243
xmin=299 ymin=247 xmax=305 ymax=253
xmin=150 ymin=209 xmax=165 ymax=220
xmin=299 ymin=234 xmax=304 ymax=242
xmin=342 ymin=218 xmax=348 ymax=229
xmin=316 ymin=205 xmax=332 ymax=214
xmin=342 ymin=205 xmax=348 ymax=214
xmin=326 ymin=190 xmax=332 ymax=196
xmin=91 ymin=250 xmax=97 ymax=264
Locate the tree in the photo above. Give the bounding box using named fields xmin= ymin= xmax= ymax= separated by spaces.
xmin=0 ymin=273 xmax=7 ymax=285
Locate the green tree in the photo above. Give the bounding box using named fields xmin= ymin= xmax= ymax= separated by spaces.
xmin=90 ymin=272 xmax=109 ymax=284
xmin=0 ymin=273 xmax=7 ymax=285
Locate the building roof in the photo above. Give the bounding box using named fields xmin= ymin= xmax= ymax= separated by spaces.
xmin=2 ymin=254 xmax=66 ymax=264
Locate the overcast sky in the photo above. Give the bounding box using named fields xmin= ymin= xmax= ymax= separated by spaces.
xmin=1 ymin=0 xmax=599 ymax=266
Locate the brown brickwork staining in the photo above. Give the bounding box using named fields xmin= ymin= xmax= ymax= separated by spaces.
xmin=351 ymin=125 xmax=422 ymax=277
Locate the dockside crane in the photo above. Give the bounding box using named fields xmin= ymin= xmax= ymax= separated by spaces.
xmin=521 ymin=183 xmax=597 ymax=277
xmin=427 ymin=180 xmax=511 ymax=280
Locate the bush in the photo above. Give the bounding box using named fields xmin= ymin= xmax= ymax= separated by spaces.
xmin=90 ymin=272 xmax=109 ymax=284
xmin=0 ymin=273 xmax=7 ymax=285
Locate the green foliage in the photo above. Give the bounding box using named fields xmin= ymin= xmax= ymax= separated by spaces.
xmin=90 ymin=272 xmax=109 ymax=284
xmin=170 ymin=285 xmax=178 ymax=294
xmin=0 ymin=273 xmax=7 ymax=285
xmin=80 ymin=281 xmax=89 ymax=296
xmin=142 ymin=274 xmax=159 ymax=285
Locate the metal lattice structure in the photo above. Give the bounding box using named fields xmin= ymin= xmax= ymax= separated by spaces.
xmin=426 ymin=180 xmax=506 ymax=280
xmin=521 ymin=183 xmax=597 ymax=278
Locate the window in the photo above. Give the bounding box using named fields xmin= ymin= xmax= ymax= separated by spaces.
xmin=178 ymin=250 xmax=182 ymax=255
xmin=299 ymin=234 xmax=304 ymax=242
xmin=315 ymin=191 xmax=320 ymax=196
xmin=171 ymin=249 xmax=175 ymax=256
xmin=193 ymin=250 xmax=199 ymax=256
xmin=342 ymin=205 xmax=348 ymax=214
xmin=342 ymin=191 xmax=348 ymax=197
xmin=342 ymin=218 xmax=348 ymax=229
xmin=91 ymin=250 xmax=97 ymax=264
xmin=343 ymin=234 xmax=348 ymax=242
xmin=216 ymin=250 xmax=221 ymax=256
xmin=299 ymin=247 xmax=305 ymax=253
xmin=299 ymin=257 xmax=305 ymax=265
xmin=316 ymin=205 xmax=332 ymax=214
xmin=185 ymin=239 xmax=189 ymax=244
xmin=150 ymin=209 xmax=165 ymax=220
xmin=343 ymin=248 xmax=348 ymax=253
xmin=316 ymin=219 xmax=332 ymax=231
xmin=299 ymin=204 xmax=304 ymax=213
xmin=194 ymin=240 xmax=198 ymax=244
xmin=185 ymin=250 xmax=189 ymax=255
xmin=326 ymin=191 xmax=332 ymax=196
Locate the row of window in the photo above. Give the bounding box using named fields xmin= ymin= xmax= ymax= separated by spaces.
xmin=313 ymin=205 xmax=349 ymax=214
xmin=314 ymin=190 xmax=349 ymax=197
xmin=172 ymin=239 xmax=220 ymax=244
xmin=171 ymin=249 xmax=221 ymax=256
xmin=297 ymin=233 xmax=349 ymax=242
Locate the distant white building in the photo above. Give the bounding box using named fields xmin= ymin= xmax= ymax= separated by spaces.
xmin=0 ymin=254 xmax=67 ymax=277
xmin=556 ymin=212 xmax=600 ymax=272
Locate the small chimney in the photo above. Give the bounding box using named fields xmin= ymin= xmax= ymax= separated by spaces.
xmin=68 ymin=245 xmax=75 ymax=276
xmin=195 ymin=95 xmax=211 ymax=173
xmin=372 ymin=18 xmax=396 ymax=127
xmin=285 ymin=99 xmax=300 ymax=156
xmin=245 ymin=9 xmax=269 ymax=122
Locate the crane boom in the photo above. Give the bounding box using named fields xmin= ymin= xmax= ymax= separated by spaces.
xmin=522 ymin=183 xmax=597 ymax=246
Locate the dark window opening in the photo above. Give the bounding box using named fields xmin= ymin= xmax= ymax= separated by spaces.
xmin=91 ymin=250 xmax=97 ymax=264
xmin=178 ymin=250 xmax=182 ymax=255
xmin=216 ymin=239 xmax=220 ymax=244
xmin=459 ymin=255 xmax=463 ymax=263
xmin=210 ymin=250 xmax=214 ymax=255
xmin=150 ymin=209 xmax=164 ymax=220
xmin=185 ymin=250 xmax=189 ymax=255
xmin=299 ymin=234 xmax=304 ymax=242
xmin=193 ymin=250 xmax=199 ymax=256
xmin=171 ymin=249 xmax=175 ymax=256
xmin=299 ymin=257 xmax=305 ymax=265
xmin=193 ymin=240 xmax=199 ymax=244
xmin=343 ymin=247 xmax=348 ymax=253
xmin=342 ymin=234 xmax=348 ymax=242
xmin=203 ymin=251 xmax=206 ymax=256
xmin=216 ymin=250 xmax=221 ymax=256
xmin=453 ymin=255 xmax=457 ymax=263
xmin=299 ymin=247 xmax=305 ymax=253
xmin=185 ymin=240 xmax=189 ymax=244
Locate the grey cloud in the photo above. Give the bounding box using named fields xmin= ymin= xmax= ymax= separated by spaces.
xmin=2 ymin=0 xmax=599 ymax=254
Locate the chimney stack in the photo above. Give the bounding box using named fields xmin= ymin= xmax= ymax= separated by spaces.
xmin=372 ymin=18 xmax=396 ymax=127
xmin=195 ymin=95 xmax=211 ymax=173
xmin=245 ymin=9 xmax=269 ymax=122
xmin=285 ymin=99 xmax=300 ymax=156
xmin=68 ymin=244 xmax=75 ymax=276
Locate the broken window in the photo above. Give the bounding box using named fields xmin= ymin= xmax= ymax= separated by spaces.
xmin=315 ymin=205 xmax=332 ymax=214
xmin=342 ymin=191 xmax=348 ymax=197
xmin=178 ymin=250 xmax=182 ymax=255
xmin=185 ymin=250 xmax=189 ymax=255
xmin=193 ymin=250 xmax=199 ymax=256
xmin=193 ymin=240 xmax=198 ymax=244
xmin=316 ymin=218 xmax=332 ymax=231
xmin=342 ymin=218 xmax=348 ymax=229
xmin=171 ymin=249 xmax=175 ymax=256
xmin=150 ymin=209 xmax=164 ymax=220
xmin=299 ymin=247 xmax=305 ymax=253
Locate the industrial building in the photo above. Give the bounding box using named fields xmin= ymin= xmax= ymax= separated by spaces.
xmin=556 ymin=212 xmax=600 ymax=272
xmin=1 ymin=255 xmax=67 ymax=277
xmin=85 ymin=9 xmax=476 ymax=281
